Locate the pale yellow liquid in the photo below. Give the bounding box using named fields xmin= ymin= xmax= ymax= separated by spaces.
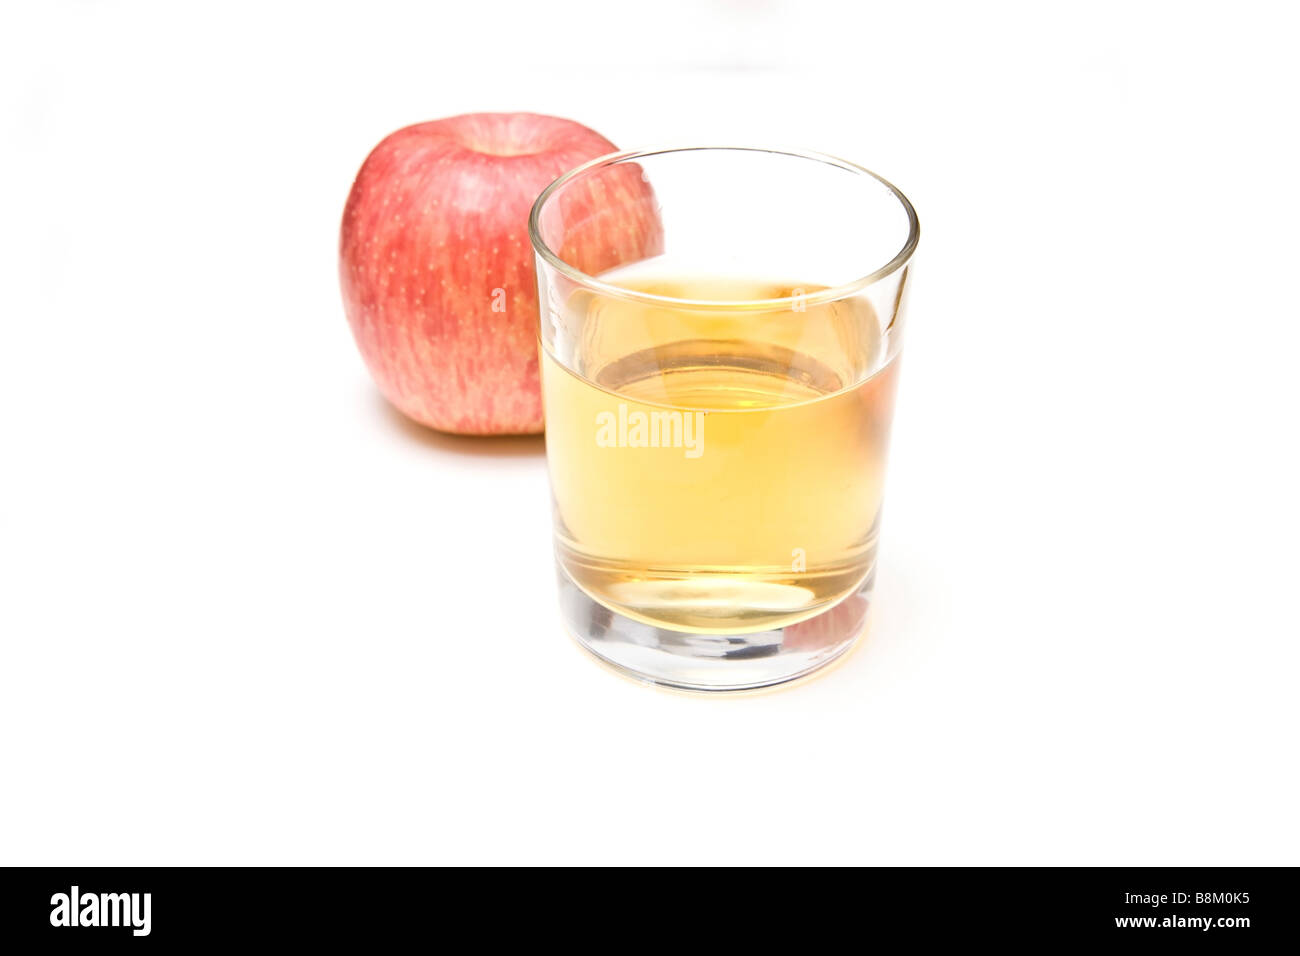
xmin=541 ymin=269 xmax=899 ymax=634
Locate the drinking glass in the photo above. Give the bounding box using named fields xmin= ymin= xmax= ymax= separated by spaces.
xmin=529 ymin=146 xmax=918 ymax=691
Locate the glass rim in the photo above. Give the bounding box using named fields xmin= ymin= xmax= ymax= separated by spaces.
xmin=527 ymin=145 xmax=920 ymax=310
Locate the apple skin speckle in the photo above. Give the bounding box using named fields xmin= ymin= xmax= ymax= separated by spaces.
xmin=339 ymin=112 xmax=662 ymax=435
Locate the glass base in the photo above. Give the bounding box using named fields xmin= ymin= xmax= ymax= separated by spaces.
xmin=557 ymin=565 xmax=873 ymax=692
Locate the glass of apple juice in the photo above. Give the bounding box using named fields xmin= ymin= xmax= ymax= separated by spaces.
xmin=528 ymin=146 xmax=918 ymax=691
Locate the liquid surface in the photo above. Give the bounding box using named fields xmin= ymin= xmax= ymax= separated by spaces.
xmin=541 ymin=268 xmax=900 ymax=633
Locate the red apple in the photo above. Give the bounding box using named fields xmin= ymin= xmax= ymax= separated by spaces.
xmin=339 ymin=112 xmax=661 ymax=434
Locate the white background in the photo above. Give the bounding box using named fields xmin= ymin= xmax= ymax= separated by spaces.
xmin=2 ymin=0 xmax=1297 ymax=865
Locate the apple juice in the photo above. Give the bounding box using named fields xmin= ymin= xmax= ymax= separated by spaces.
xmin=540 ymin=266 xmax=900 ymax=634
